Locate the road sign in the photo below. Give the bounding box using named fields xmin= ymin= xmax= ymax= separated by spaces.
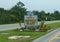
xmin=24 ymin=12 xmax=38 ymax=27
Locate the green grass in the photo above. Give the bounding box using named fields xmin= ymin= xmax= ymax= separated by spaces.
xmin=0 ymin=29 xmax=47 ymax=42
xmin=47 ymin=22 xmax=60 ymax=29
xmin=0 ymin=22 xmax=60 ymax=42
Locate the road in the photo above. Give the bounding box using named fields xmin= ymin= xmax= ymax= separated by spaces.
xmin=32 ymin=20 xmax=60 ymax=42
xmin=32 ymin=28 xmax=60 ymax=42
xmin=0 ymin=24 xmax=20 ymax=31
xmin=0 ymin=20 xmax=60 ymax=31
xmin=0 ymin=20 xmax=60 ymax=42
xmin=38 ymin=20 xmax=60 ymax=25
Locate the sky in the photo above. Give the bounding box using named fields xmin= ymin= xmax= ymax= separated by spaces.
xmin=0 ymin=0 xmax=60 ymax=13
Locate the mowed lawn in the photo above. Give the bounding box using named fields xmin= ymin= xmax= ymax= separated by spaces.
xmin=0 ymin=30 xmax=47 ymax=42
xmin=0 ymin=22 xmax=60 ymax=42
xmin=47 ymin=22 xmax=60 ymax=29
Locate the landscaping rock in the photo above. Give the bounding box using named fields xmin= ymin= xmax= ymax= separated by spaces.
xmin=8 ymin=36 xmax=30 ymax=40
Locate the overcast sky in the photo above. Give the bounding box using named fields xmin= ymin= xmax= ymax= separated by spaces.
xmin=0 ymin=0 xmax=60 ymax=12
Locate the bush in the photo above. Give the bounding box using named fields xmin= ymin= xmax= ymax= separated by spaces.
xmin=39 ymin=20 xmax=50 ymax=32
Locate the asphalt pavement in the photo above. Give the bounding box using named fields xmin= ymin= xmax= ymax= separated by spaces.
xmin=0 ymin=24 xmax=20 ymax=31
xmin=0 ymin=20 xmax=60 ymax=42
xmin=32 ymin=28 xmax=60 ymax=42
xmin=0 ymin=20 xmax=60 ymax=31
xmin=32 ymin=20 xmax=60 ymax=42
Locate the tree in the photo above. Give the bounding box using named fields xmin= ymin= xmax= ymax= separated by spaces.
xmin=10 ymin=1 xmax=26 ymax=22
xmin=0 ymin=8 xmax=4 ymax=14
xmin=54 ymin=11 xmax=60 ymax=20
xmin=17 ymin=1 xmax=25 ymax=7
xmin=40 ymin=11 xmax=46 ymax=20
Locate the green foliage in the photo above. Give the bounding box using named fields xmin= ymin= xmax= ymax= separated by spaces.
xmin=0 ymin=1 xmax=60 ymax=24
xmin=0 ymin=29 xmax=47 ymax=42
xmin=33 ymin=10 xmax=60 ymax=21
xmin=47 ymin=22 xmax=60 ymax=29
xmin=0 ymin=1 xmax=26 ymax=24
xmin=39 ymin=21 xmax=50 ymax=31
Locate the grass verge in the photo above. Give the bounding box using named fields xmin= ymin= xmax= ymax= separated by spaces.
xmin=0 ymin=22 xmax=60 ymax=42
xmin=47 ymin=22 xmax=60 ymax=29
xmin=0 ymin=29 xmax=47 ymax=42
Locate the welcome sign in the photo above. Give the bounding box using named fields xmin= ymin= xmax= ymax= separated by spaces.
xmin=24 ymin=12 xmax=38 ymax=27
